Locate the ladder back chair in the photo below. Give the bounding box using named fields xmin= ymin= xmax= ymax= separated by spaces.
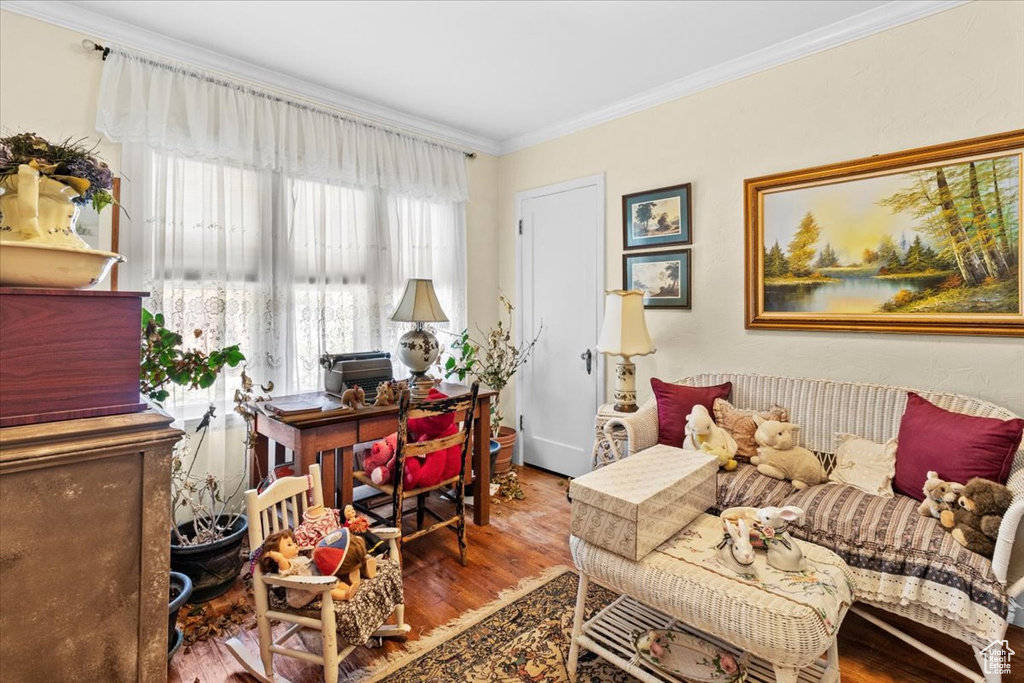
xmin=225 ymin=463 xmax=409 ymax=683
xmin=353 ymin=383 xmax=479 ymax=565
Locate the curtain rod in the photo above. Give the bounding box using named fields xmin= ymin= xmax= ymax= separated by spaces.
xmin=82 ymin=39 xmax=477 ymax=159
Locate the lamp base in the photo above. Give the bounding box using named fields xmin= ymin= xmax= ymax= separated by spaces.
xmin=396 ymin=326 xmax=441 ymax=402
xmin=407 ymin=371 xmax=436 ymax=401
xmin=612 ymin=359 xmax=638 ymax=412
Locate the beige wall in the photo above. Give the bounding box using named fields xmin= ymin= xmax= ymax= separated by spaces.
xmin=498 ymin=0 xmax=1024 ymax=419
xmin=0 ymin=9 xmax=501 ymax=335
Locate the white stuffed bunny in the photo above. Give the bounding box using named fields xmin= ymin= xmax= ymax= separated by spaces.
xmin=750 ymin=416 xmax=827 ymax=489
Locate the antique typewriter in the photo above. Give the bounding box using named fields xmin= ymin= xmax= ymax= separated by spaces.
xmin=319 ymin=351 xmax=393 ymax=403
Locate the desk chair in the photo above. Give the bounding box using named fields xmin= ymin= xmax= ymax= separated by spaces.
xmin=353 ymin=383 xmax=479 ymax=565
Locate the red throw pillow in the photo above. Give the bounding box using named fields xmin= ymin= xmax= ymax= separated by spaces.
xmin=893 ymin=392 xmax=1024 ymax=500
xmin=650 ymin=378 xmax=732 ymax=448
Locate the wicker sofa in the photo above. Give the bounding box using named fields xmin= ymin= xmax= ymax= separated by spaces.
xmin=596 ymin=373 xmax=1023 ymax=682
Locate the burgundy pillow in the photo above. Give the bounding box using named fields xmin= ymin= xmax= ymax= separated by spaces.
xmin=651 ymin=378 xmax=732 ymax=448
xmin=893 ymin=392 xmax=1024 ymax=500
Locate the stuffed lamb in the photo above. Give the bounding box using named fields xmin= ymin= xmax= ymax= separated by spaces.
xmin=749 ymin=415 xmax=827 ymax=489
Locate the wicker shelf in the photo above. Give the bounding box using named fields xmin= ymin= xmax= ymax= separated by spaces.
xmin=578 ymin=594 xmax=831 ymax=683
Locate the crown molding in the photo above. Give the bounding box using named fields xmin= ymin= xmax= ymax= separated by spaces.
xmin=497 ymin=0 xmax=968 ymax=155
xmin=1 ymin=0 xmax=969 ymax=159
xmin=0 ymin=0 xmax=503 ymax=156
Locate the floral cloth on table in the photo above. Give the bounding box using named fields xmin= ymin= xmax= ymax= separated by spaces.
xmin=294 ymin=507 xmax=341 ymax=549
xmin=650 ymin=514 xmax=856 ymax=636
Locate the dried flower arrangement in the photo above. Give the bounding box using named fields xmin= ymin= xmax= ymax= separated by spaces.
xmin=441 ymin=295 xmax=542 ymax=437
xmin=0 ymin=132 xmax=115 ymax=212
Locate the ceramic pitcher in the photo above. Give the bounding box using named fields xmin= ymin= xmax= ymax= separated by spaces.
xmin=0 ymin=163 xmax=89 ymax=249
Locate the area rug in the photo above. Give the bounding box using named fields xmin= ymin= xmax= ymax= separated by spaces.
xmin=342 ymin=566 xmax=633 ymax=682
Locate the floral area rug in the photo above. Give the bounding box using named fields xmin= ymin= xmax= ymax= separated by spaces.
xmin=342 ymin=567 xmax=633 ymax=683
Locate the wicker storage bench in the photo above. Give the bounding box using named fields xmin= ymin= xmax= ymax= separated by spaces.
xmin=593 ymin=373 xmax=1024 ymax=683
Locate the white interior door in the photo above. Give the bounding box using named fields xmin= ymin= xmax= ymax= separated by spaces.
xmin=517 ymin=175 xmax=604 ymax=478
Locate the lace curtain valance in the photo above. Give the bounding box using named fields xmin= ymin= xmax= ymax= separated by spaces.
xmin=96 ymin=49 xmax=469 ymax=203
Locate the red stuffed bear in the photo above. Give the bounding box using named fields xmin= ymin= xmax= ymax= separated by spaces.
xmin=364 ymin=433 xmax=398 ymax=485
xmin=364 ymin=389 xmax=463 ymax=489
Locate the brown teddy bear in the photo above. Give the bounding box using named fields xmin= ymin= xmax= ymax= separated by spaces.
xmin=918 ymin=470 xmax=964 ymax=519
xmin=939 ymin=478 xmax=1012 ymax=558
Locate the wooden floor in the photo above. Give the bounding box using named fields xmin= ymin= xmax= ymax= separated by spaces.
xmin=171 ymin=466 xmax=1022 ymax=683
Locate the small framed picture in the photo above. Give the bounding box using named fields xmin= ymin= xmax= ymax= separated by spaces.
xmin=623 ymin=249 xmax=691 ymax=309
xmin=622 ymin=182 xmax=692 ymax=250
xmin=76 ymin=177 xmax=121 ymax=290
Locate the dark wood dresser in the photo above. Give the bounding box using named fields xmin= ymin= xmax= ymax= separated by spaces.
xmin=0 ymin=289 xmax=181 ymax=682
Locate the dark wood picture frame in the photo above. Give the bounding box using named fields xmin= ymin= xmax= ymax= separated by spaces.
xmin=745 ymin=130 xmax=1024 ymax=337
xmin=623 ymin=249 xmax=692 ymax=309
xmin=622 ymin=182 xmax=692 ymax=251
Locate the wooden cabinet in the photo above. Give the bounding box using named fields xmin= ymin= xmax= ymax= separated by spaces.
xmin=0 ymin=411 xmax=182 ymax=682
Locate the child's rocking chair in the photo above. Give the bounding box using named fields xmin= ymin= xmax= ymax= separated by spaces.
xmin=226 ymin=464 xmax=409 ymax=683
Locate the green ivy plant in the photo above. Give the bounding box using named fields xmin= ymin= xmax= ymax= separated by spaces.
xmin=140 ymin=308 xmax=245 ymax=405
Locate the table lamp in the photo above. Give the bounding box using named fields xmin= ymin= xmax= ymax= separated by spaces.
xmin=392 ymin=278 xmax=448 ymax=400
xmin=596 ymin=289 xmax=656 ymax=412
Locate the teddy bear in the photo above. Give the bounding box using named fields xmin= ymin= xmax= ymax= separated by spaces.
xmin=939 ymin=478 xmax=1012 ymax=558
xmin=373 ymin=380 xmax=397 ymax=406
xmin=682 ymin=404 xmax=738 ymax=471
xmin=404 ymin=388 xmax=463 ymax=488
xmin=364 ymin=432 xmax=398 ymax=485
xmin=749 ymin=415 xmax=827 ymax=490
xmin=918 ymin=470 xmax=965 ymax=519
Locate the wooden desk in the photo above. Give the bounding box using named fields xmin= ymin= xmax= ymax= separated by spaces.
xmin=250 ymin=383 xmax=495 ymax=526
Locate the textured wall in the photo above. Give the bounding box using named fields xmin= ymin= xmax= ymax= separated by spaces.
xmin=498 ymin=1 xmax=1024 ymax=419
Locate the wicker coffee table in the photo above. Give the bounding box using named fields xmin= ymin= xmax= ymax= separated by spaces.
xmin=568 ymin=514 xmax=856 ymax=683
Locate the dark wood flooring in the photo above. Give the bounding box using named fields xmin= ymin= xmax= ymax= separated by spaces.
xmin=170 ymin=466 xmax=1022 ymax=682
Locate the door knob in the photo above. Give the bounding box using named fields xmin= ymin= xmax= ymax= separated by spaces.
xmin=581 ymin=349 xmax=593 ymax=375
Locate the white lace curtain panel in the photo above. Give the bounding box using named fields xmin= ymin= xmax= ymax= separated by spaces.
xmin=97 ymin=48 xmax=468 ymax=488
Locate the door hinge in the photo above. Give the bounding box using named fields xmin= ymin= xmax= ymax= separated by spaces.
xmin=518 ymin=219 xmax=523 ymax=235
xmin=519 ymin=414 xmax=524 ymax=431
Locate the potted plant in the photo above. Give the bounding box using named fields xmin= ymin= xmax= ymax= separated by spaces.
xmin=441 ymin=296 xmax=542 ymax=475
xmin=168 ymin=571 xmax=192 ymax=660
xmin=140 ymin=309 xmax=259 ymax=604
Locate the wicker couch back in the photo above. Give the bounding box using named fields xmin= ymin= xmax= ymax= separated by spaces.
xmin=675 ymin=373 xmax=1024 ymax=499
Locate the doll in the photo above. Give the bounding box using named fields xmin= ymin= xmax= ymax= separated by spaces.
xmin=313 ymin=528 xmax=377 ymax=601
xmin=343 ymin=504 xmax=385 ymax=557
xmin=257 ymin=529 xmax=352 ymax=607
xmin=293 ymin=505 xmax=340 ymax=549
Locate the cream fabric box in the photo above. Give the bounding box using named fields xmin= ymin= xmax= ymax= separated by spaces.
xmin=569 ymin=445 xmax=717 ymax=561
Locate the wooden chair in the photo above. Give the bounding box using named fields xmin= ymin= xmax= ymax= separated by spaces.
xmin=225 ymin=463 xmax=409 ymax=683
xmin=353 ymin=383 xmax=479 ymax=565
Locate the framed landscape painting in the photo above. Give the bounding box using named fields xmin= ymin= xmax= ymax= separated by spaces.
xmin=623 ymin=249 xmax=691 ymax=309
xmin=622 ymin=182 xmax=691 ymax=250
xmin=745 ymin=131 xmax=1024 ymax=336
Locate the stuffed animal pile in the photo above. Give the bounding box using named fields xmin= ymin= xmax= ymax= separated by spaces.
xmin=363 ymin=388 xmax=463 ymax=490
xmin=939 ymin=477 xmax=1012 ymax=557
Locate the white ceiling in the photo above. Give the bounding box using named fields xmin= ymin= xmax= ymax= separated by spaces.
xmin=10 ymin=1 xmax=961 ymax=154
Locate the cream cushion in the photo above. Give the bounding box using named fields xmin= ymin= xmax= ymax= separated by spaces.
xmin=828 ymin=433 xmax=897 ymax=497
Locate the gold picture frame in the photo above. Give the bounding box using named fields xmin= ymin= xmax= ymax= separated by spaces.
xmin=744 ymin=130 xmax=1024 ymax=337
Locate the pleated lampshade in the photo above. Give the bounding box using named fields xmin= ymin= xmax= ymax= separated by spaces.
xmin=391 ymin=278 xmax=449 ymax=323
xmin=596 ymin=290 xmax=656 ymax=357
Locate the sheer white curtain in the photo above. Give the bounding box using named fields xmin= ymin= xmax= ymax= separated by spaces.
xmin=101 ymin=49 xmax=468 ymax=489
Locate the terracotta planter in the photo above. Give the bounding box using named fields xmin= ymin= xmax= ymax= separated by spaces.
xmin=493 ymin=426 xmax=517 ymax=475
